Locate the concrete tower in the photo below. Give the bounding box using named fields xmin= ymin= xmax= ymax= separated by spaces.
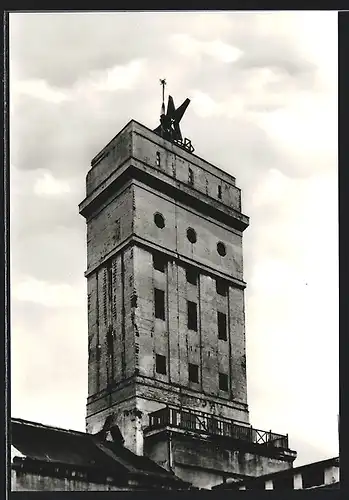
xmin=79 ymin=101 xmax=296 ymax=488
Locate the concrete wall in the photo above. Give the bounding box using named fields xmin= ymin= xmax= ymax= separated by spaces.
xmin=11 ymin=469 xmax=130 ymax=491
xmin=87 ymin=247 xmax=135 ymax=399
xmin=173 ymin=465 xmax=224 ymax=490
xmin=235 ymin=459 xmax=339 ymax=490
xmin=324 ymin=464 xmax=340 ymax=485
xmin=145 ymin=432 xmax=292 ymax=490
xmin=132 ymin=126 xmax=241 ymax=212
xmin=87 ymin=128 xmax=132 ymax=196
xmin=172 ymin=435 xmax=290 ymax=477
xmin=86 ymin=121 xmax=242 ymax=214
xmin=133 ymin=184 xmax=243 ymax=280
xmin=86 ymin=185 xmax=133 ymax=272
xmin=84 ymin=121 xmax=250 ymax=453
xmin=133 ymin=244 xmax=247 ymax=407
xmin=86 ymin=394 xmax=142 ymax=454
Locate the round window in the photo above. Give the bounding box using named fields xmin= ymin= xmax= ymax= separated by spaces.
xmin=186 ymin=227 xmax=197 ymax=244
xmin=154 ymin=213 xmax=165 ymax=229
xmin=217 ymin=242 xmax=226 ymax=256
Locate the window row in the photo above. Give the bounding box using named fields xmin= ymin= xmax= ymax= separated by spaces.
xmin=153 ymin=253 xmax=229 ymax=296
xmin=153 ymin=213 xmax=227 ymax=256
xmin=155 ymin=153 xmax=225 ymax=202
xmin=155 ymin=354 xmax=229 ymax=391
xmin=154 ymin=288 xmax=227 ymax=340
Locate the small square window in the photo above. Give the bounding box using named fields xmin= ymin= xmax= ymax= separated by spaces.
xmin=187 ymin=301 xmax=198 ymax=331
xmin=219 ymin=373 xmax=228 ymax=392
xmin=153 ymin=252 xmax=167 ymax=273
xmin=154 ymin=288 xmax=165 ymax=320
xmin=217 ymin=311 xmax=227 ymax=340
xmin=115 ymin=219 xmax=121 ymax=240
xmin=186 ymin=267 xmax=198 ymax=285
xmin=156 ymin=354 xmax=167 ymax=375
xmin=188 ymin=363 xmax=199 ymax=383
xmin=216 ymin=278 xmax=228 ymax=296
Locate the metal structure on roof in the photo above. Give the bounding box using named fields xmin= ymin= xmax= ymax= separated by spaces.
xmin=153 ymin=78 xmax=194 ymax=153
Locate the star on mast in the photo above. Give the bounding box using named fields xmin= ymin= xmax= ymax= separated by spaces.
xmin=154 ymin=79 xmax=194 ymax=153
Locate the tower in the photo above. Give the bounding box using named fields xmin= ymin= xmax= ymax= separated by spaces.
xmin=79 ymin=93 xmax=296 ymax=488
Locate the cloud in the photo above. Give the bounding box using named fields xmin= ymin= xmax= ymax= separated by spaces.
xmin=33 ymin=171 xmax=71 ymax=196
xmin=13 ymin=78 xmax=70 ymax=103
xmin=12 ymin=277 xmax=85 ymax=308
xmin=170 ymin=33 xmax=243 ymax=63
xmin=90 ymin=59 xmax=146 ymax=92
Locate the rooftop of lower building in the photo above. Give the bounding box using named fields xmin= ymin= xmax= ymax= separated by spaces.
xmin=213 ymin=455 xmax=339 ymax=490
xmin=11 ymin=417 xmax=190 ymax=489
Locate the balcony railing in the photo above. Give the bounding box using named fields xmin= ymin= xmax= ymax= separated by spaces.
xmin=145 ymin=406 xmax=289 ymax=450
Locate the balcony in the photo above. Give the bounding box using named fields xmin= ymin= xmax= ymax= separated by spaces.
xmin=145 ymin=406 xmax=289 ymax=450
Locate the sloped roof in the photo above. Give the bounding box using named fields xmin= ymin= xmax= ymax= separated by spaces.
xmin=11 ymin=418 xmax=187 ymax=487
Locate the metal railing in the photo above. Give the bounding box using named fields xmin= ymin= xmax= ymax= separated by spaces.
xmin=146 ymin=406 xmax=288 ymax=449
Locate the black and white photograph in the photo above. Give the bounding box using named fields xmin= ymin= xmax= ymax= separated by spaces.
xmin=9 ymin=10 xmax=338 ymax=491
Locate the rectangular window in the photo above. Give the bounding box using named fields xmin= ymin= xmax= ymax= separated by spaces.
xmin=218 ymin=311 xmax=227 ymax=340
xmin=302 ymin=468 xmax=324 ymax=489
xmin=107 ymin=263 xmax=113 ymax=303
xmin=216 ymin=278 xmax=228 ymax=296
xmin=272 ymin=475 xmax=294 ymax=490
xmin=219 ymin=372 xmax=228 ymax=392
xmin=188 ymin=363 xmax=199 ymax=383
xmin=155 ymin=354 xmax=167 ymax=375
xmin=156 ymin=151 xmax=161 ymax=167
xmin=115 ymin=219 xmax=121 ymax=240
xmin=218 ymin=185 xmax=222 ymax=199
xmin=154 ymin=288 xmax=165 ymax=320
xmin=188 ymin=167 xmax=194 ymax=186
xmin=153 ymin=252 xmax=167 ymax=273
xmin=182 ymin=411 xmax=197 ymax=430
xmin=187 ymin=301 xmax=198 ymax=331
xmin=186 ymin=267 xmax=198 ymax=285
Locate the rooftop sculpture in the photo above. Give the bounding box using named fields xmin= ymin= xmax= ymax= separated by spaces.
xmin=153 ymin=79 xmax=195 ymax=153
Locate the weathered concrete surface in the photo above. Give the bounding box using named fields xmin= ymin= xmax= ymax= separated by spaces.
xmin=133 ymin=184 xmax=244 ymax=280
xmin=11 ymin=470 xmax=129 ymax=491
xmin=144 ymin=431 xmax=294 ymax=490
xmin=86 ymin=186 xmax=133 ymax=272
xmin=80 ymin=120 xmax=295 ymax=490
xmin=86 ymin=120 xmax=239 ymax=203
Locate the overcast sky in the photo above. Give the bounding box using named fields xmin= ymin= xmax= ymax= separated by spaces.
xmin=9 ymin=11 xmax=338 ymax=467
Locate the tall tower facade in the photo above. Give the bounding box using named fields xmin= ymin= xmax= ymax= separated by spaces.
xmin=79 ymin=118 xmax=296 ymax=488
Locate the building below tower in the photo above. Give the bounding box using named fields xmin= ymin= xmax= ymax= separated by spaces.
xmin=213 ymin=456 xmax=339 ymax=490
